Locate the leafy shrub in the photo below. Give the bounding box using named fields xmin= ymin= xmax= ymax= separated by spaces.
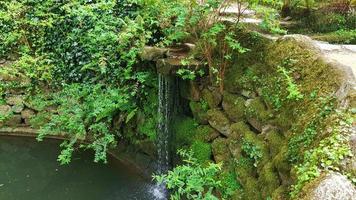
xmin=242 ymin=139 xmax=263 ymax=167
xmin=153 ymin=149 xmax=222 ymax=200
xmin=35 ymin=84 xmax=137 ymax=164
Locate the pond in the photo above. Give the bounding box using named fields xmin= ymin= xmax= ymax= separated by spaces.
xmin=0 ymin=136 xmax=158 ymax=200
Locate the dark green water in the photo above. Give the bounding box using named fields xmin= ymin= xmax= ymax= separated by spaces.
xmin=0 ymin=136 xmax=157 ymax=200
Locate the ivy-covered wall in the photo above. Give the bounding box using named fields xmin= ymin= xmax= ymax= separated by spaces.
xmin=171 ymin=32 xmax=355 ymax=199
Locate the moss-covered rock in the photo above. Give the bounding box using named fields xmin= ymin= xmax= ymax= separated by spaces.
xmin=189 ymin=101 xmax=209 ymax=124
xmin=272 ymin=145 xmax=292 ymax=186
xmin=265 ymin=129 xmax=286 ymax=157
xmin=212 ymin=137 xmax=232 ymax=163
xmin=258 ymin=162 xmax=281 ymax=199
xmin=194 ymin=125 xmax=220 ymax=142
xmin=222 ymin=92 xmax=246 ymax=122
xmin=230 ymin=121 xmax=252 ymax=140
xmin=271 ymin=185 xmax=289 ymax=200
xmin=207 ymin=109 xmax=231 ymax=136
xmin=243 ymin=177 xmax=262 ymax=200
xmin=202 ymin=88 xmax=222 ymax=108
xmin=245 ymin=97 xmax=272 ymax=132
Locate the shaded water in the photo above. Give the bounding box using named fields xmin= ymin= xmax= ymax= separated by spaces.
xmin=0 ymin=136 xmax=156 ymax=200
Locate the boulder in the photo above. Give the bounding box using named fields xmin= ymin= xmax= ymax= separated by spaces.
xmin=207 ymin=109 xmax=231 ymax=136
xmin=189 ymin=101 xmax=209 ymax=124
xmin=245 ymin=97 xmax=272 ymax=132
xmin=222 ymin=92 xmax=245 ymax=122
xmin=5 ymin=114 xmax=22 ymax=126
xmin=229 ymin=121 xmax=251 ymax=140
xmin=5 ymin=95 xmax=24 ymax=106
xmin=301 ymin=172 xmax=356 ymax=200
xmin=11 ymin=104 xmax=24 ymax=114
xmin=202 ymin=88 xmax=222 ymax=108
xmin=21 ymin=109 xmax=36 ymax=125
xmin=195 ymin=125 xmax=220 ymax=142
xmin=0 ymin=105 xmax=11 ymax=116
xmin=258 ymin=162 xmax=281 ymax=199
xmin=211 ymin=137 xmax=231 ymax=163
xmin=140 ymin=46 xmax=168 ymax=61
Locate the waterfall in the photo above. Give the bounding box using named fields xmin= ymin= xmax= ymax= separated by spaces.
xmin=152 ymin=74 xmax=177 ymax=200
xmin=157 ymin=74 xmax=175 ymax=174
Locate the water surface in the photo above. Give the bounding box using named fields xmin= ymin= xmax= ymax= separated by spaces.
xmin=0 ymin=136 xmax=156 ymax=200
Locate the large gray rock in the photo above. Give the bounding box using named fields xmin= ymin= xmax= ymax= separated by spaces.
xmin=207 ymin=109 xmax=231 ymax=136
xmin=302 ymin=172 xmax=356 ymax=200
xmin=140 ymin=46 xmax=168 ymax=61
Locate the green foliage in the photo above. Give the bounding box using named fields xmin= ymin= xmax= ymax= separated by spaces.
xmin=34 ymin=83 xmax=137 ymax=164
xmin=153 ymin=149 xmax=222 ymax=200
xmin=219 ymin=171 xmax=241 ymax=199
xmin=288 ymin=96 xmax=334 ymax=163
xmin=173 ymin=117 xmax=198 ymax=147
xmin=277 ymin=65 xmax=303 ymax=101
xmin=242 ymin=139 xmax=263 ymax=167
xmin=255 ymin=5 xmax=287 ymax=34
xmin=290 ymin=117 xmax=352 ymax=198
xmin=190 ymin=141 xmax=212 ymax=164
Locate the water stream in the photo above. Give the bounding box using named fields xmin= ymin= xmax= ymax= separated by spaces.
xmin=152 ymin=74 xmax=177 ymax=199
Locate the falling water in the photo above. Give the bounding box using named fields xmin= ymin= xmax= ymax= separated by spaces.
xmin=152 ymin=74 xmax=177 ymax=200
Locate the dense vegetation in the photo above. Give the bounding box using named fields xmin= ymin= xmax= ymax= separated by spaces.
xmin=0 ymin=0 xmax=355 ymax=200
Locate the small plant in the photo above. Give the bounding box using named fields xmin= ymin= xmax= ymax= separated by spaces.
xmin=242 ymin=139 xmax=263 ymax=167
xmin=153 ymin=149 xmax=222 ymax=200
xmin=277 ymin=65 xmax=303 ymax=100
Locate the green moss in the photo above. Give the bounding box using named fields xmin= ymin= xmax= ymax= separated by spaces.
xmin=230 ymin=121 xmax=252 ymax=139
xmin=271 ymin=186 xmax=289 ymax=200
xmin=219 ymin=171 xmax=242 ymax=199
xmin=211 ymin=137 xmax=231 ymax=163
xmin=194 ymin=125 xmax=219 ymax=142
xmin=265 ymin=129 xmax=286 ymax=157
xmin=222 ymin=92 xmax=246 ymax=122
xmin=258 ymin=162 xmax=280 ymax=199
xmin=311 ymin=30 xmax=356 ymax=44
xmin=243 ymin=177 xmax=261 ymax=200
xmin=245 ymin=97 xmax=272 ymax=124
xmin=190 ymin=141 xmax=212 ymax=164
xmin=173 ymin=117 xmax=198 ymax=147
xmin=189 ymin=101 xmax=209 ymax=124
xmin=235 ymin=156 xmax=257 ymax=185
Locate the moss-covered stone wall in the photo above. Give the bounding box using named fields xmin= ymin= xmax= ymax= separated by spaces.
xmin=172 ymin=32 xmax=355 ymax=199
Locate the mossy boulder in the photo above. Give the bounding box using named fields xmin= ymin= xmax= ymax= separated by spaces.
xmin=264 ymin=129 xmax=286 ymax=157
xmin=258 ymin=162 xmax=281 ymax=199
xmin=189 ymin=101 xmax=209 ymax=124
xmin=202 ymin=88 xmax=222 ymax=108
xmin=194 ymin=125 xmax=220 ymax=142
xmin=207 ymin=109 xmax=231 ymax=136
xmin=234 ymin=156 xmax=257 ymax=185
xmin=272 ymin=145 xmax=292 ymax=185
xmin=230 ymin=121 xmax=252 ymax=140
xmin=211 ymin=137 xmax=232 ymax=163
xmin=243 ymin=177 xmax=262 ymax=200
xmin=245 ymin=97 xmax=272 ymax=132
xmin=222 ymin=92 xmax=246 ymax=122
xmin=271 ymin=186 xmax=289 ymax=200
